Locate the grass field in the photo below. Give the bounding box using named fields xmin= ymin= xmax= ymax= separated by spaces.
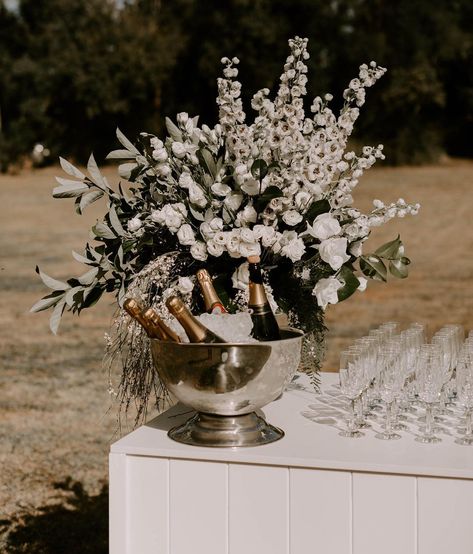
xmin=1 ymin=161 xmax=473 ymax=550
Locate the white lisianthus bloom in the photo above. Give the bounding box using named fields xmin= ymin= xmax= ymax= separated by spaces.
xmin=179 ymin=172 xmax=194 ymax=189
xmin=207 ymin=240 xmax=225 ymax=257
xmin=189 ymin=182 xmax=207 ymax=208
xmin=176 ymin=112 xmax=189 ymax=126
xmin=152 ymin=147 xmax=168 ymax=163
xmin=318 ymin=237 xmax=351 ymax=270
xmin=231 ymin=262 xmax=249 ymax=291
xmin=357 ymin=276 xmax=368 ymax=292
xmin=282 ymin=209 xmax=303 ymax=226
xmin=239 ymin=239 xmax=261 ymax=258
xmin=253 ymin=224 xmax=277 ymax=246
xmin=177 ymin=224 xmax=196 ymax=246
xmin=211 ymin=182 xmax=231 ymax=196
xmin=305 ymin=213 xmax=341 ymax=240
xmin=213 ymin=231 xmax=228 ymax=245
xmin=349 ymin=240 xmax=363 ymax=257
xmin=295 ymin=191 xmax=311 ymax=210
xmin=209 ymin=217 xmax=224 ymax=232
xmin=127 ymin=217 xmax=142 ymax=232
xmin=177 ymin=276 xmax=193 ymax=295
xmin=200 ymin=222 xmax=214 ymax=241
xmin=236 ymin=204 xmax=257 ymax=226
xmin=312 ymin=277 xmax=343 ymax=309
xmin=171 ymin=141 xmax=187 ymax=159
xmin=240 ymin=177 xmax=261 ymax=196
xmin=190 ymin=241 xmax=208 ymax=261
xmin=224 ymin=193 xmax=244 ymax=212
xmin=151 ymin=203 xmax=187 ymax=233
xmin=226 ymin=231 xmax=242 ymax=258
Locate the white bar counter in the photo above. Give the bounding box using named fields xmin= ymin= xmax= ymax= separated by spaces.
xmin=109 ymin=373 xmax=473 ymax=554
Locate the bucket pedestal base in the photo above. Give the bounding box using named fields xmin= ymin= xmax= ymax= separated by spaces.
xmin=168 ymin=411 xmax=284 ymax=447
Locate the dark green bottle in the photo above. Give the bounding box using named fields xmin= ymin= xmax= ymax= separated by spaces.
xmin=247 ymin=256 xmax=281 ymax=341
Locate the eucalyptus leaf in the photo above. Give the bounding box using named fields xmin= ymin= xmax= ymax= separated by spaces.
xmin=87 ymin=154 xmax=109 ymax=192
xmin=251 ymin=159 xmax=268 ymax=181
xmin=197 ymin=148 xmax=217 ymax=179
xmin=59 ymin=157 xmax=85 ymax=180
xmin=189 ymin=204 xmax=205 ymax=221
xmin=65 ymin=286 xmax=82 ymax=307
xmin=78 ymin=267 xmax=99 ymax=285
xmin=116 ymin=128 xmax=140 ymax=155
xmin=53 ymin=181 xmax=89 ymax=198
xmin=359 ymin=255 xmax=387 ymax=282
xmin=165 ymin=117 xmax=183 ymax=142
xmin=92 ymin=222 xmax=116 ymax=240
xmin=36 ymin=266 xmax=69 ymax=291
xmin=337 ymin=266 xmax=361 ymax=301
xmin=49 ymin=299 xmax=66 ymax=335
xmin=109 ymin=205 xmax=126 ymax=236
xmin=106 ymin=149 xmax=136 ymax=160
xmin=118 ymin=163 xmax=137 ymax=180
xmin=72 ymin=250 xmax=94 ymax=265
xmin=79 ymin=189 xmax=103 ymax=213
xmin=30 ymin=293 xmax=65 ymax=313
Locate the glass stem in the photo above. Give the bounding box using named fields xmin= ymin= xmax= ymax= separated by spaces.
xmin=349 ymin=399 xmax=357 ymax=432
xmin=466 ymin=409 xmax=472 ymax=438
xmin=425 ymin=403 xmax=433 ymax=437
xmin=385 ymin=402 xmax=393 ymax=434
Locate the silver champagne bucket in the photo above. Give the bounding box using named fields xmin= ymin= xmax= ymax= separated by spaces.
xmin=151 ymin=328 xmax=304 ymax=447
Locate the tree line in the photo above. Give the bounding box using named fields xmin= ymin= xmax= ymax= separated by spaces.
xmin=0 ymin=0 xmax=472 ymax=170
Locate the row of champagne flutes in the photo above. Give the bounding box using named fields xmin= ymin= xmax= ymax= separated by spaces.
xmin=339 ymin=322 xmax=473 ymax=444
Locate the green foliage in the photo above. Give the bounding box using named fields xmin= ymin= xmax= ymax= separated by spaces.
xmin=1 ymin=0 xmax=472 ymax=169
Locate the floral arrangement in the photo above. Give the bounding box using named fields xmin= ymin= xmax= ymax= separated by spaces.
xmin=32 ymin=37 xmax=419 ymax=419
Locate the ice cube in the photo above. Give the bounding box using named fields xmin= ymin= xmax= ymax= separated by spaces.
xmin=197 ymin=312 xmax=256 ymax=343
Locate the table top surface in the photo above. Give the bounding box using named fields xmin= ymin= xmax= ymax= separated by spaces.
xmin=111 ymin=372 xmax=473 ymax=479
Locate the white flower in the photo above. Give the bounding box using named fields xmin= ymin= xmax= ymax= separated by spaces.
xmin=207 ymin=239 xmax=225 ymax=257
xmin=177 ymin=224 xmax=196 ymax=246
xmin=231 ymin=262 xmax=249 ymax=290
xmin=305 ymin=213 xmax=341 ymax=240
xmin=177 ymin=276 xmax=194 ymax=295
xmin=179 ymin=172 xmax=194 ymax=189
xmin=211 ymin=182 xmax=231 ymax=196
xmin=239 ymin=239 xmax=261 ymax=258
xmin=190 ymin=241 xmax=208 ymax=261
xmin=127 ymin=217 xmax=142 ymax=232
xmin=282 ymin=209 xmax=303 ymax=226
xmin=224 ymin=193 xmax=243 ymax=212
xmin=349 ymin=241 xmax=363 ymax=257
xmin=152 ymin=147 xmax=168 ymax=162
xmin=280 ymin=231 xmax=306 ymax=262
xmin=152 ymin=204 xmax=187 ymax=233
xmin=189 ymin=182 xmax=207 ymax=208
xmin=236 ymin=204 xmax=257 ymax=226
xmin=240 ymin=177 xmax=261 ymax=196
xmin=312 ymin=277 xmax=343 ymax=309
xmin=171 ymin=142 xmax=187 ymax=159
xmin=318 ymin=237 xmax=350 ymax=270
xmin=253 ymin=224 xmax=277 ymax=247
xmin=213 ymin=231 xmax=228 ymax=245
xmin=357 ymin=276 xmax=368 ymax=292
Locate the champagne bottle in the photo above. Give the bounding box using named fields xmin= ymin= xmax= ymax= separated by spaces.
xmin=166 ymin=295 xmax=226 ymax=343
xmin=142 ymin=307 xmax=182 ymax=343
xmin=247 ymin=255 xmax=281 ymax=341
xmin=196 ymin=269 xmax=227 ymax=314
xmin=123 ymin=298 xmax=166 ymax=340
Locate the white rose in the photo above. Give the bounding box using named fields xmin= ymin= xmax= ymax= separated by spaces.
xmin=171 ymin=142 xmax=187 ymax=159
xmin=357 ymin=276 xmax=368 ymax=292
xmin=281 ymin=235 xmax=306 ymax=262
xmin=240 ymin=228 xmax=254 ymax=243
xmin=190 ymin=241 xmax=208 ymax=261
xmin=239 ymin=240 xmax=261 ymax=258
xmin=177 ymin=224 xmax=196 ymax=246
xmin=150 ymin=209 xmax=162 ymax=224
xmin=318 ymin=237 xmax=351 ymax=270
xmin=282 ymin=209 xmax=303 ymax=226
xmin=200 ymin=222 xmax=214 ymax=240
xmin=127 ymin=217 xmax=142 ymax=232
xmin=209 ymin=218 xmax=223 ymax=232
xmin=207 ymin=240 xmax=225 ymax=257
xmin=305 ymin=213 xmax=341 ymax=240
xmin=177 ymin=276 xmax=194 ymax=295
xmin=231 ymin=262 xmax=249 ymax=291
xmin=349 ymin=241 xmax=363 ymax=257
xmin=211 ymin=182 xmax=231 ymax=197
xmin=312 ymin=277 xmax=343 ymax=309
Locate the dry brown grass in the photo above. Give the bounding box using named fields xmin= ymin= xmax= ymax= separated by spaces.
xmin=1 ymin=161 xmax=473 ymax=547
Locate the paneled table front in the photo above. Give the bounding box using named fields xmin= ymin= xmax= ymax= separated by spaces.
xmin=109 ymin=373 xmax=473 ymax=554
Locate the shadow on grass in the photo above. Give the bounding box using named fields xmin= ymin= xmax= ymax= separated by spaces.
xmin=2 ymin=478 xmax=108 ymax=554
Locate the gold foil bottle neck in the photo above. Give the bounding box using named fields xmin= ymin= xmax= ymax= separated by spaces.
xmin=197 ymin=269 xmax=225 ymax=313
